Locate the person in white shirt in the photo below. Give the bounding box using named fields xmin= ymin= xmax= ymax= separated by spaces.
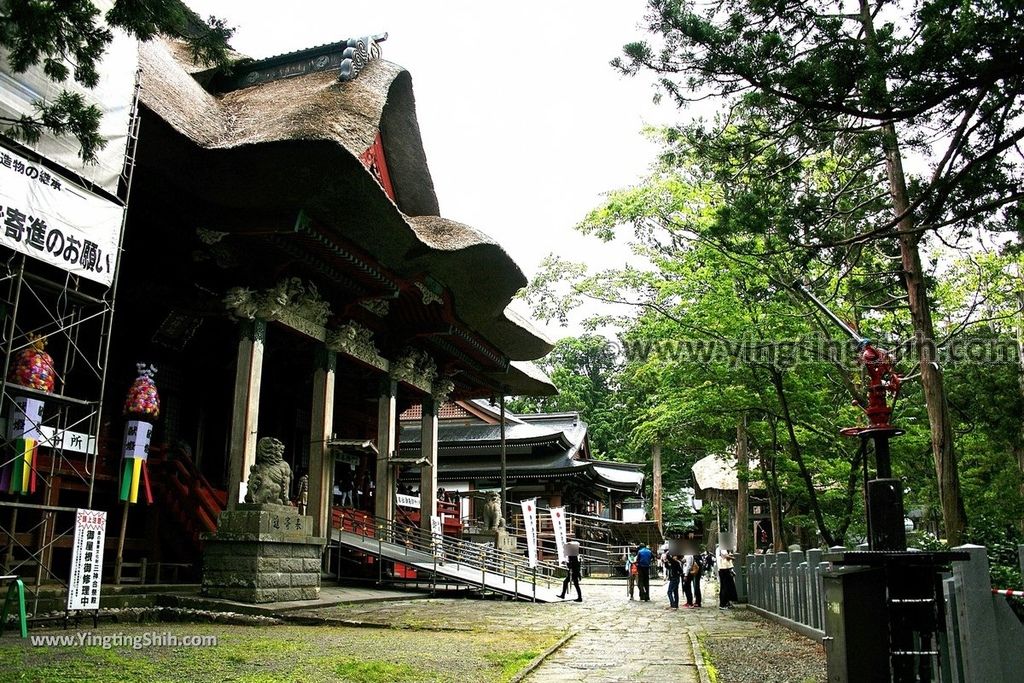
xmin=718 ymin=546 xmax=738 ymax=608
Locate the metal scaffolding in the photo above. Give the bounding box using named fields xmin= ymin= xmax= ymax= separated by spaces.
xmin=0 ymin=70 xmax=140 ymax=612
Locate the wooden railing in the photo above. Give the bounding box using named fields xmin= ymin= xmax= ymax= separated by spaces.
xmin=160 ymin=450 xmax=224 ymax=551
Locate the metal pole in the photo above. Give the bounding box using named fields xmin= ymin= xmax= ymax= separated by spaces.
xmin=114 ymin=499 xmax=129 ymax=584
xmin=500 ymin=394 xmax=507 ymax=516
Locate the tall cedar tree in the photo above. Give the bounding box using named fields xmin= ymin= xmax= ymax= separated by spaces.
xmin=615 ymin=0 xmax=1024 ymax=544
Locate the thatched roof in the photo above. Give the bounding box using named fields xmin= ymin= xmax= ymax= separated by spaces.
xmin=692 ymin=453 xmax=763 ymax=495
xmin=136 ymin=37 xmax=553 ymax=365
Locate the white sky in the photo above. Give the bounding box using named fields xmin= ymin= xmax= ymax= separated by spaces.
xmin=185 ymin=1 xmax=681 ymax=338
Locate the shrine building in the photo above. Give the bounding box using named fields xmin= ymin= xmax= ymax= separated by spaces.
xmin=1 ymin=29 xmax=559 ymax=592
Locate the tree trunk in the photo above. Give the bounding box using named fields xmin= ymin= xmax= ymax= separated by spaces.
xmin=736 ymin=415 xmax=750 ymax=565
xmin=859 ymin=0 xmax=968 ymax=545
xmin=771 ymin=369 xmax=837 ymax=546
xmin=1017 ymin=289 xmax=1024 ymax=532
xmin=651 ymin=442 xmax=663 ymax=530
xmin=891 ymin=155 xmax=966 ymax=546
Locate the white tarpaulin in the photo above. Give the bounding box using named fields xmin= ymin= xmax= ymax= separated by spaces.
xmin=521 ymin=498 xmax=538 ymax=569
xmin=0 ymin=142 xmax=124 ymax=285
xmin=67 ymin=508 xmax=107 ymax=611
xmin=549 ymin=506 xmax=568 ymax=565
xmin=0 ymin=0 xmax=137 ymax=194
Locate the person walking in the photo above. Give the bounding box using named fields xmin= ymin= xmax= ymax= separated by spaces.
xmin=635 ymin=543 xmax=654 ymax=601
xmin=624 ymin=549 xmax=638 ymax=600
xmin=558 ymin=552 xmax=583 ymax=602
xmin=718 ymin=546 xmax=738 ymax=609
xmin=665 ymin=553 xmax=683 ymax=609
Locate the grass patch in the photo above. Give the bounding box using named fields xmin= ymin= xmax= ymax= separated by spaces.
xmin=485 ymin=649 xmax=541 ymax=681
xmin=0 ymin=622 xmax=563 ymax=683
xmin=333 ymin=656 xmax=425 ymax=682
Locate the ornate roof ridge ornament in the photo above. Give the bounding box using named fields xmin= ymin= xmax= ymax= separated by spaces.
xmin=217 ymin=33 xmax=388 ymax=92
xmin=223 ymin=277 xmax=331 ymax=326
xmin=338 ymin=34 xmax=387 ymax=82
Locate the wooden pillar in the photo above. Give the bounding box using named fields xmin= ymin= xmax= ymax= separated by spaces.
xmin=419 ymin=399 xmax=439 ymax=533
xmin=308 ymin=348 xmax=336 ymax=538
xmin=227 ymin=320 xmax=265 ymax=509
xmin=375 ymin=378 xmax=397 ymax=521
xmin=651 ymin=442 xmax=663 ymax=529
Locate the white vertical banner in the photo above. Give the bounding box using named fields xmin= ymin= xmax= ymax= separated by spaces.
xmin=550 ymin=506 xmax=568 ymax=565
xmin=521 ymin=498 xmax=538 ymax=568
xmin=430 ymin=515 xmax=444 ymax=561
xmin=67 ymin=509 xmax=107 ymax=611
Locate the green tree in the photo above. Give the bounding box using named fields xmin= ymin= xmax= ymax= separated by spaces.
xmin=509 ymin=334 xmax=628 ymax=459
xmin=612 ymin=0 xmax=1024 ymax=544
xmin=0 ymin=0 xmax=233 ymax=160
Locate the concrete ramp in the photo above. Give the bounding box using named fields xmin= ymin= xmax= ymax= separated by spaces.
xmin=331 ymin=527 xmax=563 ymax=603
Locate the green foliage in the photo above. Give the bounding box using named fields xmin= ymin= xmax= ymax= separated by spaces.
xmin=967 ymin=515 xmax=1024 ymax=593
xmin=0 ymin=0 xmax=234 ymax=160
xmin=509 ymin=334 xmax=629 ymax=460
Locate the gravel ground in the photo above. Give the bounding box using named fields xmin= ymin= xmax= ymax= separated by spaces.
xmin=702 ymin=608 xmax=826 ymax=683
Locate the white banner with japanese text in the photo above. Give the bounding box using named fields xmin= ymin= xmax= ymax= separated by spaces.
xmin=550 ymin=507 xmax=568 ymax=565
xmin=0 ymin=143 xmax=123 ymax=286
xmin=430 ymin=515 xmax=444 ymax=561
xmin=521 ymin=498 xmax=538 ymax=568
xmin=67 ymin=508 xmax=107 ymax=611
xmin=396 ymin=493 xmax=420 ymax=509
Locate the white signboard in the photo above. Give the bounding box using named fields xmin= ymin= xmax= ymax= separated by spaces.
xmin=121 ymin=420 xmax=152 ymax=460
xmin=0 ymin=143 xmax=124 ymax=285
xmin=67 ymin=508 xmax=107 ymax=611
xmin=6 ymin=396 xmax=44 ymax=440
xmin=0 ymin=415 xmax=98 ymax=454
xmin=430 ymin=515 xmax=444 ymax=561
xmin=396 ymin=493 xmax=420 ymax=509
xmin=521 ymin=498 xmax=538 ymax=569
xmin=549 ymin=506 xmax=568 ymax=565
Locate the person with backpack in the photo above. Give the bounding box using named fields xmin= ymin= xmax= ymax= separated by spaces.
xmin=635 ymin=542 xmax=654 ymax=601
xmin=683 ymin=553 xmax=703 ymax=607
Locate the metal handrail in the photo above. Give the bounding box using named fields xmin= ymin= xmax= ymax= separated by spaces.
xmin=333 ymin=509 xmax=562 ymax=595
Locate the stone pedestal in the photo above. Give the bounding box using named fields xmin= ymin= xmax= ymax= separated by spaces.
xmin=467 ymin=529 xmax=517 ymax=552
xmin=202 ymin=503 xmax=325 ymax=604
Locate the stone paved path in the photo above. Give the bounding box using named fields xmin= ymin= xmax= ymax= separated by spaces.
xmin=290 ymin=576 xmax=764 ymax=682
xmin=524 ymin=579 xmax=759 ymax=682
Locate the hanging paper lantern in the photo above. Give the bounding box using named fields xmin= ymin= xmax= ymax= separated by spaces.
xmin=7 ymin=335 xmax=55 ymax=393
xmin=119 ymin=364 xmax=158 ymax=505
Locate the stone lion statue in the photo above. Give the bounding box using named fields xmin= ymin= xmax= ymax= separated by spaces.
xmin=244 ymin=437 xmax=293 ymax=506
xmin=481 ymin=491 xmax=504 ymax=531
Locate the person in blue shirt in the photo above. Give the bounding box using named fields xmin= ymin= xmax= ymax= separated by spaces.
xmin=635 ymin=543 xmax=654 ymax=601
